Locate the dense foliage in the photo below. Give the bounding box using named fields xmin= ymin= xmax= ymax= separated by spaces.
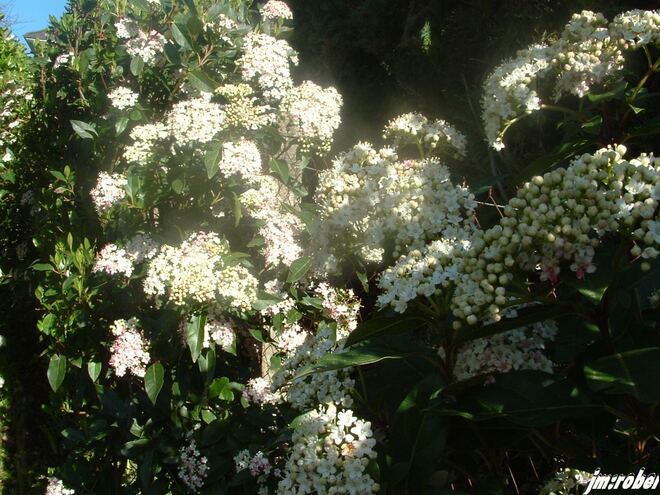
xmin=0 ymin=1 xmax=658 ymax=495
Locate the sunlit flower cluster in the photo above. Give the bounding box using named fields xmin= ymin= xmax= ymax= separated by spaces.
xmin=144 ymin=231 xmax=258 ymax=312
xmin=0 ymin=81 xmax=32 ymax=150
xmin=279 ymin=81 xmax=342 ymax=154
xmin=124 ymin=27 xmax=166 ymax=64
xmin=45 ymin=478 xmax=75 ymax=495
xmin=108 ymin=86 xmax=139 ymax=110
xmin=238 ymin=32 xmax=298 ymax=101
xmin=315 ymin=137 xmax=476 ymax=270
xmin=383 ymin=112 xmax=467 ymax=158
xmin=482 ymin=9 xmax=660 ymax=149
xmin=243 ymin=376 xmax=282 ymax=406
xmin=167 ymin=95 xmax=226 ymax=145
xmin=540 ymin=468 xmax=592 ymax=495
xmin=123 ymin=123 xmax=169 ymax=164
xmin=260 ymin=0 xmax=293 ymax=21
xmin=217 ymin=83 xmax=275 ymax=130
xmin=378 ymin=146 xmax=660 ymax=325
xmin=90 ymin=172 xmax=127 ymax=213
xmin=109 ymin=318 xmax=150 ymax=378
xmin=220 ymin=139 xmax=263 ymax=183
xmin=276 ymin=404 xmax=379 ymax=495
xmin=94 ymin=234 xmax=158 ymax=278
xmin=235 ymin=449 xmax=272 ymax=479
xmin=453 ymin=317 xmax=558 ymax=380
xmin=241 ymin=175 xmax=304 ymax=267
xmin=314 ymin=283 xmax=360 ymax=336
xmin=178 ymin=437 xmax=208 ymax=491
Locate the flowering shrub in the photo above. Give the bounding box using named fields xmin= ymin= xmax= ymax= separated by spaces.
xmin=0 ymin=2 xmax=658 ymax=494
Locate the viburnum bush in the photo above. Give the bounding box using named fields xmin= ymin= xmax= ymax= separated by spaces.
xmin=0 ymin=2 xmax=658 ymax=494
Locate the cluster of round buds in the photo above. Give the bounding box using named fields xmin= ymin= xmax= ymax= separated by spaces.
xmin=90 ymin=172 xmax=127 ymax=213
xmin=453 ymin=316 xmax=558 ymax=380
xmin=143 ymin=231 xmax=258 ymax=312
xmin=123 ymin=123 xmax=169 ymax=164
xmin=383 ymin=112 xmax=468 ymax=158
xmin=178 ymin=437 xmax=208 ymax=491
xmin=276 ymin=403 xmax=379 ymax=495
xmin=315 ymin=139 xmax=476 ymax=270
xmin=45 ymin=477 xmax=75 ymax=495
xmin=216 ymin=83 xmax=276 ymax=131
xmin=278 ymin=81 xmax=343 ymax=154
xmin=610 ymin=9 xmax=660 ymax=49
xmin=379 ymin=146 xmax=659 ymax=326
xmin=109 ymin=318 xmax=150 ymax=378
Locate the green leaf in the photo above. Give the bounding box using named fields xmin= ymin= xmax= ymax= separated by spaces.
xmin=115 ymin=117 xmax=129 ymax=136
xmin=356 ymin=270 xmax=369 ymax=293
xmin=172 ymin=23 xmax=192 ymax=50
xmin=345 ymin=315 xmax=426 ymax=347
xmin=249 ymin=329 xmax=266 ymax=343
xmin=188 ymin=69 xmax=218 ymax=93
xmin=47 ymin=354 xmax=67 ymax=392
xmin=293 ymin=345 xmax=408 ymax=380
xmin=130 ymin=55 xmax=144 ymax=76
xmin=87 ymin=361 xmax=102 ymax=382
xmin=253 ymin=291 xmax=283 ymax=311
xmin=584 ymin=348 xmax=660 ymax=403
xmin=171 ymin=178 xmax=184 ymax=194
xmin=587 ymin=81 xmax=627 ymax=103
xmin=231 ymin=191 xmax=242 ymax=227
xmin=144 ymin=362 xmax=165 ymax=405
xmin=70 ymin=120 xmax=98 ymax=139
xmin=270 ymin=159 xmax=289 ymax=184
xmin=186 ymin=314 xmax=206 ymax=363
xmin=204 ymin=142 xmax=222 ymax=179
xmin=286 ymin=256 xmax=311 ymax=283
xmin=32 ymin=263 xmax=54 ymax=272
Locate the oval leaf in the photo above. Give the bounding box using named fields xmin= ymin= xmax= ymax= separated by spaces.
xmin=47 ymin=354 xmax=67 ymax=392
xmin=286 ymin=256 xmax=311 ymax=283
xmin=144 ymin=362 xmax=164 ymax=405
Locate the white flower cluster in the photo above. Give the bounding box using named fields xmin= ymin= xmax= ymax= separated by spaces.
xmin=167 ymin=95 xmax=226 ymax=145
xmin=540 ymin=468 xmax=592 ymax=495
xmin=178 ymin=437 xmax=208 ymax=491
xmin=203 ymin=307 xmax=234 ymax=349
xmin=279 ymin=81 xmax=343 ymax=154
xmin=314 ymin=283 xmax=360 ymax=336
xmin=220 ymin=139 xmax=263 ymax=183
xmin=121 ymin=22 xmax=166 ymax=64
xmin=143 ymin=231 xmax=258 ymax=312
xmin=0 ymin=81 xmax=31 ymax=149
xmin=276 ymin=404 xmax=379 ymax=495
xmin=259 ymin=280 xmax=297 ymax=318
xmin=260 ymin=0 xmax=293 ymax=21
xmin=610 ymin=9 xmax=660 ymax=49
xmin=205 ymin=13 xmax=238 ymax=37
xmin=123 ymin=123 xmax=169 ymax=164
xmin=94 ymin=234 xmax=158 ymax=278
xmin=241 ymin=175 xmax=304 ymax=267
xmin=108 ymin=86 xmax=138 ymax=110
xmin=53 ymin=52 xmax=73 ymax=69
xmin=378 ymin=146 xmax=660 ymax=326
xmin=238 ymin=32 xmax=298 ymax=101
xmin=383 ymin=112 xmax=467 ymax=158
xmin=243 ymin=376 xmax=282 ymax=406
xmin=482 ymin=9 xmax=660 ymax=149
xmin=217 ymin=83 xmax=275 ymax=131
xmin=315 ymin=138 xmax=476 ymax=269
xmin=45 ymin=477 xmax=74 ymax=495
xmin=90 ymin=172 xmax=127 ymax=213
xmin=109 ymin=318 xmax=150 ymax=378
xmin=453 ymin=318 xmax=558 ymax=380
xmin=272 ymin=324 xmax=355 ymax=411
xmin=235 ymin=449 xmax=273 ymax=480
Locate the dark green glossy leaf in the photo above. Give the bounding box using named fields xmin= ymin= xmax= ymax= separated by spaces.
xmin=286 ymin=256 xmax=311 ymax=283
xmin=47 ymin=354 xmax=67 ymax=392
xmin=144 ymin=362 xmax=164 ymax=405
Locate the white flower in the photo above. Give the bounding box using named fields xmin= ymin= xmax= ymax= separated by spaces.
xmin=108 ymin=86 xmax=139 ymax=110
xmin=166 ymin=96 xmax=226 ymax=145
xmin=109 ymin=318 xmax=150 ymax=378
xmin=178 ymin=437 xmax=208 ymax=491
xmin=45 ymin=478 xmax=75 ymax=495
xmin=90 ymin=172 xmax=127 ymax=213
xmin=220 ymin=139 xmax=262 ymax=182
xmin=260 ymin=0 xmax=293 ymax=20
xmin=125 ymin=30 xmax=166 ymax=64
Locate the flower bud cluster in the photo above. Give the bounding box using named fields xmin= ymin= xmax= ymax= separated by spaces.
xmin=279 ymin=81 xmax=343 ymax=154
xmin=610 ymin=9 xmax=660 ymax=49
xmin=315 ymin=138 xmax=476 ymax=269
xmin=379 ymin=147 xmax=659 ymax=325
xmin=108 ymin=86 xmax=138 ymax=110
xmin=260 ymin=0 xmax=294 ymax=21
xmin=383 ymin=112 xmax=467 ymax=158
xmin=143 ymin=231 xmax=258 ymax=312
xmin=109 ymin=318 xmax=150 ymax=378
xmin=178 ymin=437 xmax=208 ymax=491
xmin=123 ymin=123 xmax=169 ymax=164
xmin=217 ymin=83 xmax=276 ymax=131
